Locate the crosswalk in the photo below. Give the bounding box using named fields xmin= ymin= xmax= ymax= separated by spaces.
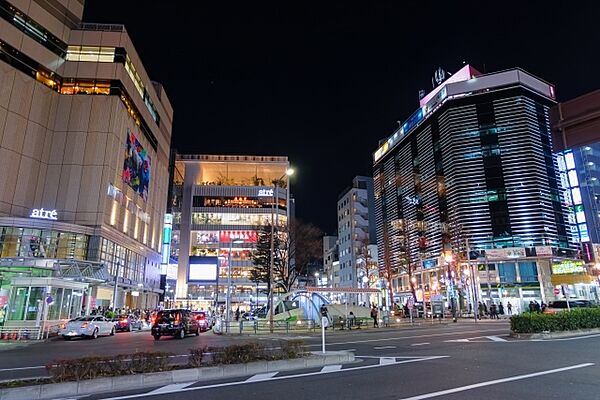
xmin=445 ymin=335 xmax=509 ymax=343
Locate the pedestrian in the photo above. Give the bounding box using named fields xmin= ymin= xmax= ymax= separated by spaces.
xmin=235 ymin=307 xmax=240 ymax=321
xmin=541 ymin=302 xmax=547 ymax=313
xmin=371 ymin=306 xmax=379 ymax=328
xmin=529 ymin=301 xmax=535 ymax=313
xmin=498 ymin=303 xmax=504 ymax=316
xmin=478 ymin=301 xmax=484 ymax=318
xmin=483 ymin=302 xmax=488 ymax=318
xmin=489 ymin=303 xmax=497 ymax=319
xmin=507 ymin=301 xmax=512 ymax=315
xmin=347 ymin=311 xmax=355 ymax=329
xmin=534 ymin=300 xmax=541 ymax=313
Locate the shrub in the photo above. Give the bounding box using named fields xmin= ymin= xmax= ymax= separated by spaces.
xmin=278 ymin=339 xmax=307 ymax=359
xmin=46 ymin=351 xmax=172 ymax=382
xmin=511 ymin=308 xmax=600 ymax=333
xmin=188 ymin=346 xmax=208 ymax=367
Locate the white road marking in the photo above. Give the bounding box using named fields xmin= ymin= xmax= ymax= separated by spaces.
xmin=380 ymin=357 xmax=397 ymax=365
xmin=397 ymin=363 xmax=595 ymax=400
xmin=307 ymin=329 xmax=507 ymax=347
xmin=0 ymin=365 xmax=44 ymax=372
xmin=98 ymin=356 xmax=450 ymax=399
xmin=486 ymin=336 xmax=507 ymax=342
xmin=147 ymin=383 xmax=193 ymax=395
xmin=245 ymin=372 xmax=278 ymax=382
xmin=531 ymin=334 xmax=600 ymax=342
xmin=444 ymin=339 xmax=469 ymax=342
xmin=411 ymin=343 xmax=430 ymax=346
xmin=374 ymin=346 xmax=397 ymax=349
xmin=321 ymin=365 xmax=342 ymax=372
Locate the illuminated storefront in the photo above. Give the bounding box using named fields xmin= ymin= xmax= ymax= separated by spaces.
xmin=170 ymin=155 xmax=291 ymax=312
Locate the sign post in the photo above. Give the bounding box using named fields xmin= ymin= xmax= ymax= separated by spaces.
xmin=321 ymin=316 xmax=328 ymax=353
xmin=407 ymin=298 xmax=414 ymax=324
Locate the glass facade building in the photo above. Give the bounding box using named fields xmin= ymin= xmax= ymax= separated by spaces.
xmin=170 ymin=154 xmax=291 ymax=312
xmin=0 ymin=0 xmax=173 ymax=326
xmin=373 ymin=65 xmax=594 ymax=314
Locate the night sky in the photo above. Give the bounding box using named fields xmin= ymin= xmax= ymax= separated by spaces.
xmin=83 ymin=1 xmax=600 ymax=235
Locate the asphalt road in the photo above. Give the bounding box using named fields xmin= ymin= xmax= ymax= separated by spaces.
xmin=4 ymin=320 xmax=600 ymax=399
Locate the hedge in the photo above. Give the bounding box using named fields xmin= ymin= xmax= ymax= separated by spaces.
xmin=510 ymin=308 xmax=600 ymax=333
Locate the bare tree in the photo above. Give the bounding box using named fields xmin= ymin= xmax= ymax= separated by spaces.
xmin=251 ymin=219 xmax=322 ymax=294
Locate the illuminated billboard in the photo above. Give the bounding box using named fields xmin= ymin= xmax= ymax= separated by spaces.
xmin=122 ymin=129 xmax=151 ymax=201
xmin=187 ymin=256 xmax=219 ymax=283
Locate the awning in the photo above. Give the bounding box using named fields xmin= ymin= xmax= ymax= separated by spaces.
xmin=0 ymin=257 xmax=110 ymax=284
xmin=550 ymin=274 xmax=595 ymax=285
xmin=304 ymin=286 xmax=380 ymax=294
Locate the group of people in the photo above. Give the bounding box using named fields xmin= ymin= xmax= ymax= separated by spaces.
xmin=477 ymin=301 xmax=512 ymax=319
xmin=528 ymin=300 xmax=546 ymax=313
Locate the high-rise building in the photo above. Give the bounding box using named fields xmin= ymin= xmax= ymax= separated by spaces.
xmin=170 ymin=154 xmax=291 ymax=312
xmin=0 ymin=0 xmax=173 ymax=326
xmin=336 ymin=176 xmax=376 ymax=303
xmin=551 ymin=90 xmax=600 ymax=280
xmin=322 ymin=235 xmax=338 ymax=287
xmin=373 ymin=65 xmax=591 ymax=314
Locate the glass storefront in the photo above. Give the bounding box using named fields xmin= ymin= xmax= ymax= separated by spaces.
xmin=0 ymin=227 xmax=88 ymax=259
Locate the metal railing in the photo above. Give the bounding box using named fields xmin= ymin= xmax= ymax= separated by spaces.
xmin=0 ymin=325 xmax=43 ymax=340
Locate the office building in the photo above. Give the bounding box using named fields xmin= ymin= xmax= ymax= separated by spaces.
xmin=0 ymin=0 xmax=173 ymax=327
xmin=336 ymin=176 xmax=376 ymax=302
xmin=170 ymin=154 xmax=291 ymax=312
xmin=322 ymin=235 xmax=338 ymax=287
xmin=373 ymin=65 xmax=593 ymax=314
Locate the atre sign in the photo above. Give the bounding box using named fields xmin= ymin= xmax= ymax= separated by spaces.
xmin=30 ymin=208 xmax=58 ymax=220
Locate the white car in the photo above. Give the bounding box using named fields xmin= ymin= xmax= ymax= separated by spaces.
xmin=59 ymin=316 xmax=116 ymax=340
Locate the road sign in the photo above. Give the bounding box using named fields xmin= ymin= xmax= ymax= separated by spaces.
xmin=553 ymin=287 xmax=560 ymax=295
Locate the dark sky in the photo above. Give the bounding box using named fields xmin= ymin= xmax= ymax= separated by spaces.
xmin=83 ymin=1 xmax=600 ymax=235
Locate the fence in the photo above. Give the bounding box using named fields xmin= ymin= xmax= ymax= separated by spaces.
xmin=0 ymin=325 xmax=43 ymax=341
xmin=229 ymin=319 xmax=317 ymax=334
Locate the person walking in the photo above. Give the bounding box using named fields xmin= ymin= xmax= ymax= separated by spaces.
xmin=498 ymin=303 xmax=505 ymax=317
xmin=371 ymin=306 xmax=379 ymax=328
xmin=507 ymin=301 xmax=512 ymax=315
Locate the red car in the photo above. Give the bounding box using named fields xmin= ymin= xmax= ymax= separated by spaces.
xmin=191 ymin=311 xmax=211 ymax=332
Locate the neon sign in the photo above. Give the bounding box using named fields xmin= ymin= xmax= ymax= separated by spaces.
xmin=30 ymin=208 xmax=58 ymax=220
xmin=258 ymin=189 xmax=273 ymax=197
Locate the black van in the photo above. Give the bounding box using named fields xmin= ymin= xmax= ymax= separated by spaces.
xmin=151 ymin=309 xmax=200 ymax=340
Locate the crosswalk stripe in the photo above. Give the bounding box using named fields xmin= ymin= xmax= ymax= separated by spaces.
xmin=321 ymin=365 xmax=342 ymax=372
xmin=147 ymin=383 xmax=193 ymax=395
xmin=486 ymin=336 xmax=507 ymax=342
xmin=245 ymin=372 xmax=278 ymax=382
xmin=380 ymin=357 xmax=396 ymax=365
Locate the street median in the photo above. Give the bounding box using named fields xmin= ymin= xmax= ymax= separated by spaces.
xmin=0 ymin=340 xmax=354 ymax=400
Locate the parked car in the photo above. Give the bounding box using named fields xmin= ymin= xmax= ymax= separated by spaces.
xmin=151 ymin=309 xmax=200 ymax=340
xmin=113 ymin=314 xmax=143 ymax=332
xmin=59 ymin=316 xmax=115 ymax=340
xmin=544 ymin=300 xmax=597 ymax=314
xmin=190 ymin=311 xmax=211 ymax=332
xmin=241 ymin=311 xmax=259 ymax=321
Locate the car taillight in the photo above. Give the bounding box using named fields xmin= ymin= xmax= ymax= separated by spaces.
xmin=175 ymin=316 xmax=181 ymax=325
xmin=151 ymin=316 xmax=156 ymax=324
xmin=81 ymin=322 xmax=89 ymax=328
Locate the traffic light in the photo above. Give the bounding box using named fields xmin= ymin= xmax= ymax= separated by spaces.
xmin=320 ymin=304 xmax=328 ymax=317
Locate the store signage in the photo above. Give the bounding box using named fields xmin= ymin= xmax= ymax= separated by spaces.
xmin=258 ymin=189 xmax=273 ymax=197
xmin=535 ymin=246 xmax=553 ymax=256
xmin=551 ymin=260 xmax=585 ymax=275
xmin=486 ymin=247 xmax=525 ymax=260
xmin=30 ymin=208 xmax=58 ymax=220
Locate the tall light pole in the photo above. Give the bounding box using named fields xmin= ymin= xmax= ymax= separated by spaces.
xmin=269 ymin=167 xmax=294 ymax=333
xmin=226 ymin=238 xmax=244 ymax=333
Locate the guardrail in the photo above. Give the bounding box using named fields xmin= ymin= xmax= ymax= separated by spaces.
xmin=0 ymin=325 xmax=43 ymax=340
xmin=225 ymin=319 xmax=317 ymax=334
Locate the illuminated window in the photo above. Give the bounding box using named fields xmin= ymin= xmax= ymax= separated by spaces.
xmin=571 ymin=187 xmax=582 ymax=204
xmin=568 ymin=170 xmax=579 ymax=187
xmin=565 ymin=152 xmax=576 ymax=170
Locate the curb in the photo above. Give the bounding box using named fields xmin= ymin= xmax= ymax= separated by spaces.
xmin=0 ymin=350 xmax=354 ymax=400
xmin=510 ymin=327 xmax=600 ymax=340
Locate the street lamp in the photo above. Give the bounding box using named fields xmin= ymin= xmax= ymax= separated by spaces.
xmin=269 ymin=167 xmax=294 ymax=333
xmin=225 ymin=238 xmax=244 ymax=333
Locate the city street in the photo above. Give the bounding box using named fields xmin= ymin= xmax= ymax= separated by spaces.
xmin=3 ymin=320 xmax=600 ymax=399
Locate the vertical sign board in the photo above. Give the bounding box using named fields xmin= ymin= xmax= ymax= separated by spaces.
xmin=161 ymin=214 xmax=173 ymax=275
